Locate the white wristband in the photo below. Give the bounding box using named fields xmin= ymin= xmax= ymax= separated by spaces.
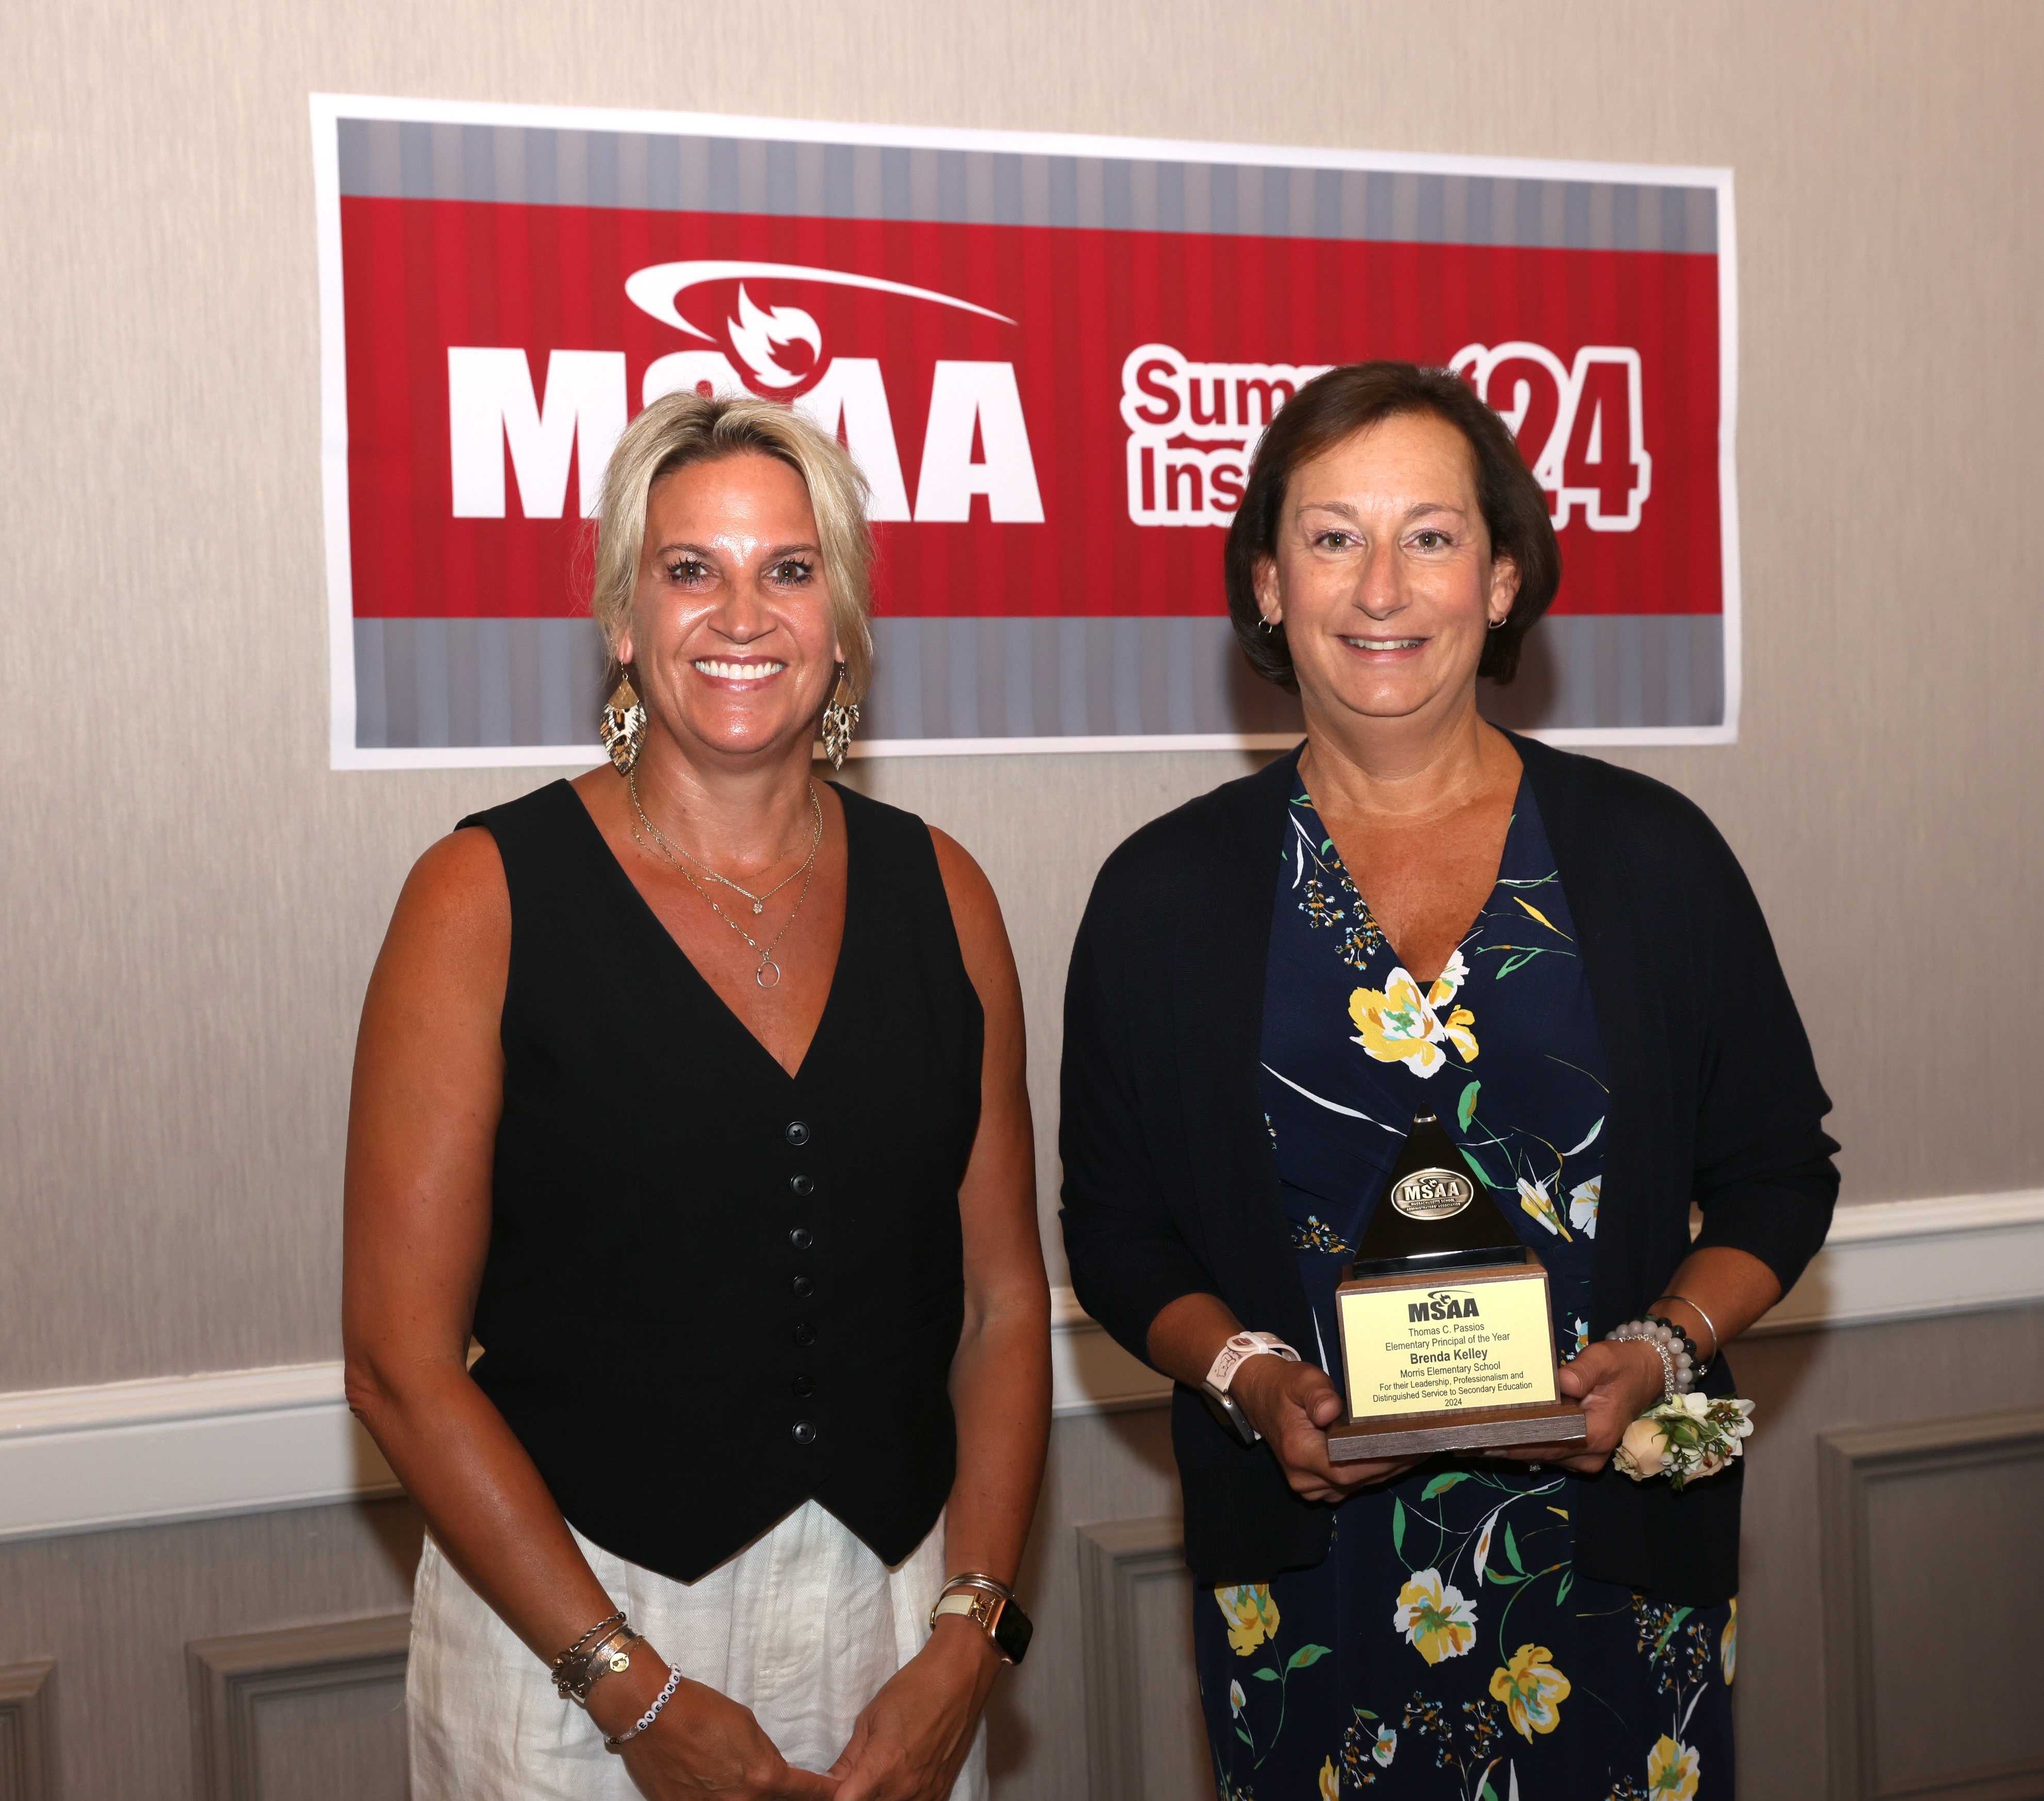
xmin=1204 ymin=1331 xmax=1301 ymax=1395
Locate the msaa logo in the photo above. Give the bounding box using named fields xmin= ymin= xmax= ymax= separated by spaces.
xmin=1408 ymin=1289 xmax=1482 ymax=1323
xmin=445 ymin=260 xmax=1044 ymax=526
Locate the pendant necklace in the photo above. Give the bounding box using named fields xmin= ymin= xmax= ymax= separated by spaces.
xmin=628 ymin=774 xmax=821 ymax=914
xmin=627 ymin=774 xmax=824 ymax=989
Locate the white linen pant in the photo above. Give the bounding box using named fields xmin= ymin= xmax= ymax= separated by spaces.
xmin=408 ymin=1501 xmax=989 ymax=1800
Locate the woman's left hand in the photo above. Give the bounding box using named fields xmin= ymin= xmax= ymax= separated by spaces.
xmin=1498 ymin=1338 xmax=1667 ymax=1475
xmin=826 ymin=1617 xmax=999 ymax=1801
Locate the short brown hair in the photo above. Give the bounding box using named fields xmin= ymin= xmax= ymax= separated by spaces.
xmin=1223 ymin=362 xmax=1561 ymax=687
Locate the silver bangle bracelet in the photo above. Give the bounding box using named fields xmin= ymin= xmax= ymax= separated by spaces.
xmin=1607 ymin=1319 xmax=1688 ymax=1399
xmin=605 ymin=1663 xmax=683 ymax=1749
xmin=1654 ymin=1293 xmax=1721 ymax=1364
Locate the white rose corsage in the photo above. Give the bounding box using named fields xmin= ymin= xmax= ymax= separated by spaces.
xmin=1612 ymin=1392 xmax=1756 ymax=1491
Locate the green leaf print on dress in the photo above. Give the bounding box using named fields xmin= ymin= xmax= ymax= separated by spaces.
xmin=1209 ymin=1584 xmax=1332 ymax=1770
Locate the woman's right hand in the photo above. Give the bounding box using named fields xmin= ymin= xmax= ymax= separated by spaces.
xmin=1229 ymin=1355 xmax=1422 ymax=1503
xmin=596 ymin=1664 xmax=840 ymax=1801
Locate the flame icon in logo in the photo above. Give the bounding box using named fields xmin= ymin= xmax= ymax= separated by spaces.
xmin=724 ymin=286 xmax=823 ymax=392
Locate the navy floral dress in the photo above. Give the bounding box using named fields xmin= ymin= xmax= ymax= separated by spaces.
xmin=1192 ymin=775 xmax=1734 ymax=1801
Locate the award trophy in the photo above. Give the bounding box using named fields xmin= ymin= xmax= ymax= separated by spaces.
xmin=1326 ymin=1111 xmax=1587 ymax=1461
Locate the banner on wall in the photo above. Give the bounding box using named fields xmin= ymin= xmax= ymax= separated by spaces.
xmin=312 ymin=95 xmax=1739 ymax=767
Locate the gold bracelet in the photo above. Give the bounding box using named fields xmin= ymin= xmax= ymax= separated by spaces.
xmin=551 ymin=1609 xmax=625 ymax=1672
xmin=553 ymin=1625 xmax=642 ymax=1705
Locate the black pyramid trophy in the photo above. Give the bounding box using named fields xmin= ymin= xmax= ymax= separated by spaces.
xmin=1326 ymin=1111 xmax=1587 ymax=1461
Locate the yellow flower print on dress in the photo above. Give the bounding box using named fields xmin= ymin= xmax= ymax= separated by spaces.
xmin=1487 ymin=1642 xmax=1572 ymax=1740
xmin=1721 ymin=1599 xmax=1737 ymax=1685
xmin=1647 ymin=1734 xmax=1700 ymax=1799
xmin=1391 ymin=1567 xmax=1478 ymax=1664
xmin=1318 ymin=1755 xmax=1339 ymax=1800
xmin=1517 ymin=1177 xmax=1572 ymax=1240
xmin=1348 ymin=952 xmax=1479 ymax=1077
xmin=1213 ymin=1583 xmax=1281 ymax=1656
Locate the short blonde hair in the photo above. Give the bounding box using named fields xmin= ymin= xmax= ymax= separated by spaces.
xmin=590 ymin=391 xmax=875 ymax=700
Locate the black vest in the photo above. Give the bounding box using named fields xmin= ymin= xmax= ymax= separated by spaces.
xmin=458 ymin=781 xmax=984 ymax=1582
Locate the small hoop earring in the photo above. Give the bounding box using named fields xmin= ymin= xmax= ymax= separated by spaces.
xmin=1486 ymin=615 xmax=1509 ymax=632
xmin=820 ymin=665 xmax=860 ymax=771
xmin=1258 ymin=613 xmax=1279 ymax=634
xmin=599 ymin=674 xmax=647 ymax=774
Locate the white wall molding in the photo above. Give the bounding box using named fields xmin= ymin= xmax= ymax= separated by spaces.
xmin=0 ymin=1363 xmax=398 ymax=1545
xmin=1 ymin=1189 xmax=2038 ymax=1546
xmin=1745 ymin=1188 xmax=2044 ymax=1336
xmin=1051 ymin=1287 xmax=1174 ymax=1417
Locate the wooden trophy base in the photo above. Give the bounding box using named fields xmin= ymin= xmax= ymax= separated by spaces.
xmin=1329 ymin=1251 xmax=1587 ymax=1462
xmin=1327 ymin=1397 xmax=1588 ymax=1462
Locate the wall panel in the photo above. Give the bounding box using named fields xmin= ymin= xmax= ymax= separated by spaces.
xmin=0 ymin=1500 xmax=420 ymax=1801
xmin=187 ymin=1615 xmax=410 ymax=1801
xmin=0 ymin=1661 xmax=57 ymax=1801
xmin=1075 ymin=1517 xmax=1214 ymax=1801
xmin=1817 ymin=1410 xmax=2044 ymax=1801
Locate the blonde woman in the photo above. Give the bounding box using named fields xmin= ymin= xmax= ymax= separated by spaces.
xmin=344 ymin=393 xmax=1049 ymax=1801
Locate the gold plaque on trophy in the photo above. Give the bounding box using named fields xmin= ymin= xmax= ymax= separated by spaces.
xmin=1326 ymin=1114 xmax=1587 ymax=1462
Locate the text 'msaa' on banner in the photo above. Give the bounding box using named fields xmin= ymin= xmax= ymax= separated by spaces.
xmin=311 ymin=95 xmax=1740 ymax=769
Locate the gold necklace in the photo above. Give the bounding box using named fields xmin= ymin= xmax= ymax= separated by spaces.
xmin=627 ymin=776 xmax=824 ymax=990
xmin=628 ymin=771 xmax=822 ymax=914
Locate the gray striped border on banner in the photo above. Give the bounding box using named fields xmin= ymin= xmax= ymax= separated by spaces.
xmin=349 ymin=616 xmax=1723 ymax=750
xmin=335 ymin=120 xmax=1715 ymax=254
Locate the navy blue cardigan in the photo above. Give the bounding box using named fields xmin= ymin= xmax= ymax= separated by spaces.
xmin=1058 ymin=737 xmax=1838 ymax=1603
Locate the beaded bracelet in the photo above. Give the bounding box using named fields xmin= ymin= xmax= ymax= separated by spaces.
xmin=1646 ymin=1312 xmax=1708 ymax=1378
xmin=1652 ymin=1294 xmax=1721 ymax=1366
xmin=606 ymin=1663 xmax=684 ymax=1749
xmin=1606 ymin=1319 xmax=1691 ymax=1399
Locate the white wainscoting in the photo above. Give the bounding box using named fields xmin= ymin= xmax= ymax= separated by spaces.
xmin=2 ymin=1190 xmax=2039 ymax=1545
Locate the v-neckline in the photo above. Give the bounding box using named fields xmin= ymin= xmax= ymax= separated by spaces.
xmin=561 ymin=779 xmax=855 ymax=1085
xmin=1295 ymin=769 xmax=1528 ymax=985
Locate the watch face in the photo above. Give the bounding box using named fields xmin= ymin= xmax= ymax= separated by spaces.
xmin=1200 ymin=1383 xmax=1258 ymax=1446
xmin=992 ymin=1600 xmax=1033 ymax=1666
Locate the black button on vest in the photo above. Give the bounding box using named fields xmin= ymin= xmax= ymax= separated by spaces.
xmin=459 ymin=780 xmax=984 ymax=1582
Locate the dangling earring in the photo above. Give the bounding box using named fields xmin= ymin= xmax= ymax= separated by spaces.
xmin=599 ymin=675 xmax=647 ymax=775
xmin=820 ymin=665 xmax=860 ymax=771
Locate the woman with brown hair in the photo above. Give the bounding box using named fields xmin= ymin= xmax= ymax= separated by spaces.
xmin=1061 ymin=363 xmax=1835 ymax=1798
xmin=344 ymin=392 xmax=1048 ymax=1801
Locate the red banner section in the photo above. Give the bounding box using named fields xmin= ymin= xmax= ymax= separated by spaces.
xmin=342 ymin=199 xmax=1719 ymax=624
xmin=315 ymin=101 xmax=1736 ymax=759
